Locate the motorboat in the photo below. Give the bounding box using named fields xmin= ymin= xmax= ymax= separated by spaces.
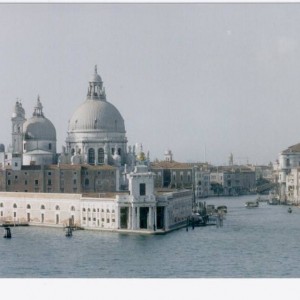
xmin=217 ymin=205 xmax=227 ymax=213
xmin=245 ymin=201 xmax=259 ymax=208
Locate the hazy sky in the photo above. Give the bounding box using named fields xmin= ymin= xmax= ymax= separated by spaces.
xmin=0 ymin=3 xmax=300 ymax=165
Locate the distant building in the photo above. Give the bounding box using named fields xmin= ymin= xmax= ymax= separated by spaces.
xmin=210 ymin=166 xmax=256 ymax=196
xmin=194 ymin=167 xmax=211 ymax=198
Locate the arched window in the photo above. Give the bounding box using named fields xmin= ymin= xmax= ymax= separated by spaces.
xmin=13 ymin=203 xmax=17 ymax=208
xmin=0 ymin=203 xmax=3 ymax=207
xmin=55 ymin=205 xmax=60 ymax=211
xmin=93 ymin=208 xmax=96 ymax=212
xmin=87 ymin=208 xmax=91 ymax=212
xmin=41 ymin=205 xmax=45 ymax=210
xmin=70 ymin=206 xmax=75 ymax=211
xmin=27 ymin=204 xmax=31 ymax=209
xmin=98 ymin=148 xmax=104 ymax=164
xmin=88 ymin=148 xmax=95 ymax=164
xmin=85 ymin=178 xmax=89 ymax=186
xmin=82 ymin=208 xmax=86 ymax=212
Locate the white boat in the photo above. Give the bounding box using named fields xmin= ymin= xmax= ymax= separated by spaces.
xmin=245 ymin=201 xmax=259 ymax=208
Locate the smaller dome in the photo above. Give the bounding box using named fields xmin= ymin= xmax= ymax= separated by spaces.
xmin=24 ymin=96 xmax=56 ymax=141
xmin=90 ymin=65 xmax=102 ymax=83
xmin=90 ymin=73 xmax=102 ymax=83
xmin=24 ymin=116 xmax=56 ymax=141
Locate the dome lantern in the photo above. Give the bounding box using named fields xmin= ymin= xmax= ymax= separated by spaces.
xmin=33 ymin=95 xmax=44 ymax=117
xmin=87 ymin=65 xmax=106 ymax=101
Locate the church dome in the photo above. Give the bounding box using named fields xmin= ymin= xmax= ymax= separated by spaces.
xmin=23 ymin=96 xmax=56 ymax=141
xmin=24 ymin=116 xmax=56 ymax=140
xmin=68 ymin=66 xmax=125 ymax=134
xmin=68 ymin=100 xmax=125 ymax=133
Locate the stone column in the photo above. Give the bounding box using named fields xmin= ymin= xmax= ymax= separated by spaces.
xmin=137 ymin=206 xmax=140 ymax=230
xmin=164 ymin=206 xmax=168 ymax=231
xmin=115 ymin=205 xmax=120 ymax=229
xmin=148 ymin=207 xmax=153 ymax=229
xmin=128 ymin=206 xmax=132 ymax=229
xmin=95 ymin=148 xmax=98 ymax=165
xmin=132 ymin=205 xmax=136 ymax=230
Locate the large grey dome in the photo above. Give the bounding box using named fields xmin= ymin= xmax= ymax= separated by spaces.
xmin=24 ymin=116 xmax=56 ymax=140
xmin=68 ymin=99 xmax=125 ymax=133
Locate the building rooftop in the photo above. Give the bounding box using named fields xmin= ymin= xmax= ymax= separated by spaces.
xmin=282 ymin=143 xmax=300 ymax=154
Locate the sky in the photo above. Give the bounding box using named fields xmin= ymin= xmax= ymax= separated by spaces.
xmin=0 ymin=3 xmax=300 ymax=165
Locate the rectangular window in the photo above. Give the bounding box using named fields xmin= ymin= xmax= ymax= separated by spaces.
xmin=48 ymin=179 xmax=52 ymax=186
xmin=140 ymin=183 xmax=146 ymax=196
xmin=35 ymin=180 xmax=39 ymax=185
xmin=0 ymin=211 xmax=3 ymax=217
xmin=7 ymin=180 xmax=11 ymax=185
xmin=14 ymin=212 xmax=16 ymax=218
xmin=14 ymin=162 xmax=18 ymax=167
xmin=73 ymin=179 xmax=77 ymax=185
xmin=48 ymin=172 xmax=51 ymax=176
xmin=25 ymin=180 xmax=28 ymax=185
xmin=15 ymin=175 xmax=18 ymax=180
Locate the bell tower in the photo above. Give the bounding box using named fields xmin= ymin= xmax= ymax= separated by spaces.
xmin=11 ymin=100 xmax=26 ymax=154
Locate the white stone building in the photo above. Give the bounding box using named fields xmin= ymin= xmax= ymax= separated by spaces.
xmin=65 ymin=66 xmax=128 ymax=167
xmin=0 ymin=163 xmax=193 ymax=234
xmin=277 ymin=143 xmax=300 ymax=202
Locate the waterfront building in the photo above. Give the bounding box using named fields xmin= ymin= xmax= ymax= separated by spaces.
xmin=194 ymin=167 xmax=211 ymax=198
xmin=276 ymin=143 xmax=300 ymax=202
xmin=0 ymin=163 xmax=192 ymax=233
xmin=151 ymin=160 xmax=194 ymax=189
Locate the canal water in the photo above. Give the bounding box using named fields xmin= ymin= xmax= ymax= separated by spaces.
xmin=1 ymin=195 xmax=300 ymax=278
